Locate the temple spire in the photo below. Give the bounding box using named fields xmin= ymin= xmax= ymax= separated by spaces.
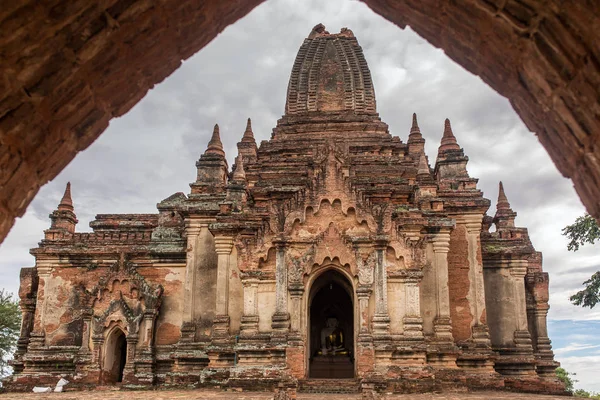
xmin=411 ymin=113 xmax=420 ymax=135
xmin=58 ymin=182 xmax=74 ymax=211
xmin=46 ymin=182 xmax=78 ymax=236
xmin=408 ymin=113 xmax=425 ymax=154
xmin=494 ymin=181 xmax=517 ymax=229
xmin=417 ymin=152 xmax=430 ymax=176
xmin=205 ymin=124 xmax=225 ymax=157
xmin=232 ymin=155 xmax=246 ymax=182
xmin=438 ymin=118 xmax=460 ymax=153
xmin=242 ymin=118 xmax=255 ymax=142
xmin=497 ymin=181 xmax=512 ymax=211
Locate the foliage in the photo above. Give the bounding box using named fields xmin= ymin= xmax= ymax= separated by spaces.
xmin=570 ymin=272 xmax=600 ymax=309
xmin=562 ymin=214 xmax=600 ymax=251
xmin=0 ymin=290 xmax=20 ymax=376
xmin=562 ymin=214 xmax=600 ymax=308
xmin=574 ymin=389 xmax=600 ymax=399
xmin=555 ymin=367 xmax=576 ymax=393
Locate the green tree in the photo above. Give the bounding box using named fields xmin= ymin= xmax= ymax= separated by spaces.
xmin=555 ymin=367 xmax=576 ymax=393
xmin=562 ymin=214 xmax=600 ymax=308
xmin=0 ymin=290 xmax=20 ymax=376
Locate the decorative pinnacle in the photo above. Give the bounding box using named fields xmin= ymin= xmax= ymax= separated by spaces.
xmin=205 ymin=124 xmax=225 ymax=157
xmin=438 ymin=118 xmax=460 ymax=152
xmin=242 ymin=118 xmax=255 ymax=142
xmin=417 ymin=152 xmax=430 ymax=176
xmin=232 ymin=155 xmax=246 ymax=182
xmin=58 ymin=182 xmax=74 ymax=211
xmin=411 ymin=113 xmax=420 ymax=133
xmin=497 ymin=181 xmax=512 ymax=211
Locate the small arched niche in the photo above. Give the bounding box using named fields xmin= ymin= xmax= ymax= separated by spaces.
xmin=103 ymin=327 xmax=127 ymax=383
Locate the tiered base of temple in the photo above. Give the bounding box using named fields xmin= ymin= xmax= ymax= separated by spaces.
xmin=4 ymin=343 xmax=566 ymax=396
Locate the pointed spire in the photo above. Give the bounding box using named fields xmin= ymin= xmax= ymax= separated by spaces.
xmin=438 ymin=118 xmax=460 ymax=152
xmin=496 ymin=181 xmax=512 ymax=211
xmin=205 ymin=124 xmax=225 ymax=157
xmin=242 ymin=118 xmax=255 ymax=142
xmin=410 ymin=113 xmax=421 ymax=135
xmin=232 ymin=155 xmax=246 ymax=182
xmin=417 ymin=152 xmax=430 ymax=176
xmin=58 ymin=182 xmax=74 ymax=211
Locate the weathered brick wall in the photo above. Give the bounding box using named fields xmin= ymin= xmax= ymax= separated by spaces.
xmin=1 ymin=0 xmax=598 ymax=244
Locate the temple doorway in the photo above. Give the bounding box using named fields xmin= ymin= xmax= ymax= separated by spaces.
xmin=103 ymin=328 xmax=127 ymax=383
xmin=308 ymin=269 xmax=354 ymax=378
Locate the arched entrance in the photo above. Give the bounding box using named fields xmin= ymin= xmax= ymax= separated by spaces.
xmin=103 ymin=328 xmax=127 ymax=383
xmin=308 ymin=269 xmax=354 ymax=378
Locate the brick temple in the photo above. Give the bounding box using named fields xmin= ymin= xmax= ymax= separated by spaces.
xmin=7 ymin=25 xmax=564 ymax=395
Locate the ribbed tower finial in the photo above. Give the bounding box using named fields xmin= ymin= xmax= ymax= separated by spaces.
xmin=497 ymin=181 xmax=511 ymax=211
xmin=242 ymin=118 xmax=254 ymax=142
xmin=494 ymin=181 xmax=517 ymax=229
xmin=205 ymin=124 xmax=225 ymax=157
xmin=232 ymin=155 xmax=246 ymax=182
xmin=58 ymin=182 xmax=74 ymax=211
xmin=411 ymin=113 xmax=420 ymax=134
xmin=438 ymin=118 xmax=460 ymax=152
xmin=417 ymin=152 xmax=430 ymax=176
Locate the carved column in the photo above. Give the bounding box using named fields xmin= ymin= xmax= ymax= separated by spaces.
xmin=371 ymin=237 xmax=390 ymax=336
xmin=510 ymin=260 xmax=533 ymax=351
xmin=123 ymin=334 xmax=138 ymax=380
xmin=463 ymin=214 xmax=491 ymax=346
xmin=142 ymin=311 xmax=157 ymax=349
xmin=240 ymin=278 xmax=259 ymax=336
xmin=357 ymin=285 xmax=373 ymax=343
xmin=79 ymin=309 xmax=92 ymax=353
xmin=12 ymin=298 xmax=36 ymax=373
xmin=272 ymin=238 xmax=290 ymax=336
xmin=432 ymin=230 xmax=453 ymax=342
xmin=213 ymin=235 xmax=234 ymax=337
xmin=183 ymin=218 xmax=207 ymax=325
xmin=288 ymin=285 xmax=304 ymax=340
xmin=402 ymin=274 xmax=424 ymax=339
xmin=91 ymin=332 xmax=104 ymax=374
xmin=30 ymin=259 xmax=54 ymax=347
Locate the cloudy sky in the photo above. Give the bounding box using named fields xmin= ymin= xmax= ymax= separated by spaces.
xmin=1 ymin=0 xmax=599 ymax=392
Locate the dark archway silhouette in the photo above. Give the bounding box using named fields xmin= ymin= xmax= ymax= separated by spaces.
xmin=0 ymin=1 xmax=598 ymax=243
xmin=308 ymin=269 xmax=354 ymax=378
xmin=103 ymin=328 xmax=127 ymax=384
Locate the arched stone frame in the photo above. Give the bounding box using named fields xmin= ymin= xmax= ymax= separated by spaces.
xmin=101 ymin=323 xmax=129 ymax=384
xmin=0 ymin=1 xmax=598 ymax=246
xmin=303 ymin=263 xmax=358 ymax=378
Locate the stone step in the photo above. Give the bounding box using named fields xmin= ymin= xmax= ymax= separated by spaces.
xmin=298 ymin=378 xmax=361 ymax=394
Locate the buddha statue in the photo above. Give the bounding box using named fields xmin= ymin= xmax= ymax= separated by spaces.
xmin=319 ymin=317 xmax=348 ymax=355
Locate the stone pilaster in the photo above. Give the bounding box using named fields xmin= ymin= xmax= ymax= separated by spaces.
xmin=431 ymin=231 xmax=453 ymax=342
xmin=30 ymin=259 xmax=54 ymax=346
xmin=288 ymin=283 xmax=304 ymax=343
xmin=123 ymin=334 xmax=138 ymax=380
xmin=271 ymin=238 xmax=290 ymax=338
xmin=12 ymin=298 xmax=36 ymax=373
xmin=240 ymin=278 xmax=260 ymax=336
xmin=213 ymin=235 xmax=234 ymax=338
xmin=357 ymin=284 xmax=373 ymax=343
xmin=372 ymin=237 xmax=390 ymax=336
xmin=402 ymin=275 xmax=424 ymax=339
xmin=183 ymin=218 xmax=210 ymax=326
xmin=463 ymin=214 xmax=491 ymax=347
xmin=510 ymin=260 xmax=533 ymax=351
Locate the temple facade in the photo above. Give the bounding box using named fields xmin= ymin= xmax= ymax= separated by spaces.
xmin=7 ymin=25 xmax=563 ymax=395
